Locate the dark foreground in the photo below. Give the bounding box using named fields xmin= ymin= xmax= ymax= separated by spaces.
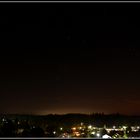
xmin=0 ymin=113 xmax=140 ymax=138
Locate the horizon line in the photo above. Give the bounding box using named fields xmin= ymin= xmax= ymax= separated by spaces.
xmin=0 ymin=112 xmax=140 ymax=116
xmin=0 ymin=1 xmax=140 ymax=3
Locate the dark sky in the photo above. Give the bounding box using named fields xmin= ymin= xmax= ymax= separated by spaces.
xmin=0 ymin=2 xmax=140 ymax=115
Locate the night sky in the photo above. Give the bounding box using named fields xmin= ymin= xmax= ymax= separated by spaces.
xmin=0 ymin=2 xmax=140 ymax=115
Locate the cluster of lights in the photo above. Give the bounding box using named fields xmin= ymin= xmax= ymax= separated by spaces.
xmin=17 ymin=121 xmax=140 ymax=138
xmin=1 ymin=118 xmax=140 ymax=138
xmin=74 ymin=131 xmax=80 ymax=137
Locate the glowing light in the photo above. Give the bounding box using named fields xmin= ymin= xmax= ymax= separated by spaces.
xmin=123 ymin=126 xmax=127 ymax=129
xmin=53 ymin=131 xmax=56 ymax=134
xmin=96 ymin=133 xmax=100 ymax=137
xmin=102 ymin=134 xmax=111 ymax=139
xmin=60 ymin=127 xmax=63 ymax=131
xmin=81 ymin=122 xmax=84 ymax=126
xmin=113 ymin=126 xmax=116 ymax=129
xmin=2 ymin=118 xmax=5 ymax=122
xmin=72 ymin=127 xmax=76 ymax=131
xmin=75 ymin=132 xmax=80 ymax=137
xmin=88 ymin=125 xmax=92 ymax=129
xmin=79 ymin=127 xmax=82 ymax=130
xmin=91 ymin=131 xmax=95 ymax=135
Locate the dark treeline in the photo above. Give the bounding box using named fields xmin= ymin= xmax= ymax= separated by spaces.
xmin=1 ymin=113 xmax=140 ymax=128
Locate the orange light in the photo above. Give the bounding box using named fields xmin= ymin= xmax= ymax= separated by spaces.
xmin=72 ymin=127 xmax=76 ymax=131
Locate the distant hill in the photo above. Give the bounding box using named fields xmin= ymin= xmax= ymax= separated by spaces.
xmin=0 ymin=113 xmax=140 ymax=127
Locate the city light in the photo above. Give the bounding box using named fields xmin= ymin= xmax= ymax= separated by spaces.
xmin=75 ymin=131 xmax=80 ymax=137
xmin=91 ymin=131 xmax=95 ymax=135
xmin=81 ymin=122 xmax=84 ymax=126
xmin=88 ymin=125 xmax=92 ymax=129
xmin=53 ymin=131 xmax=56 ymax=134
xmin=113 ymin=126 xmax=116 ymax=129
xmin=96 ymin=133 xmax=100 ymax=137
xmin=79 ymin=126 xmax=82 ymax=130
xmin=72 ymin=127 xmax=76 ymax=131
xmin=60 ymin=127 xmax=63 ymax=131
xmin=0 ymin=115 xmax=140 ymax=138
xmin=2 ymin=118 xmax=5 ymax=122
xmin=123 ymin=126 xmax=127 ymax=129
xmin=102 ymin=134 xmax=111 ymax=139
